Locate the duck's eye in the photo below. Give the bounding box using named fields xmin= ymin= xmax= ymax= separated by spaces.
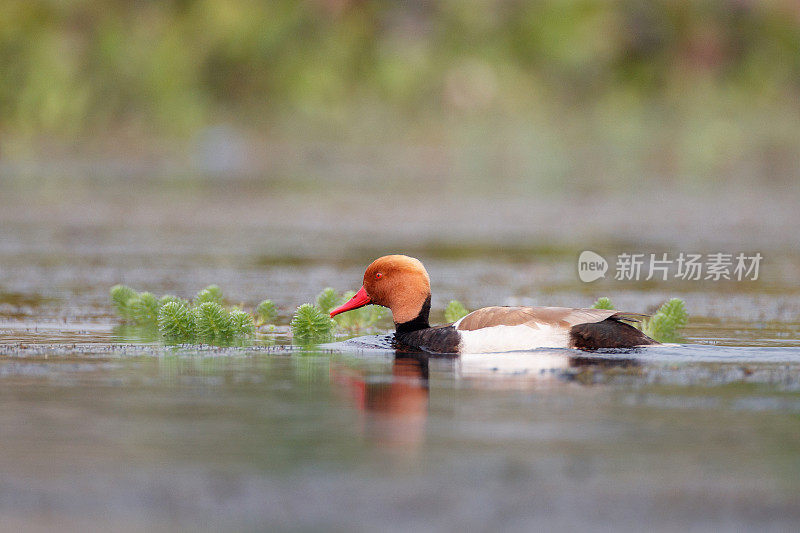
xmin=375 ymin=272 xmax=383 ymax=280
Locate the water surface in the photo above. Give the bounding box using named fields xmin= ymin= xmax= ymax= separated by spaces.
xmin=1 ymin=185 xmax=800 ymax=531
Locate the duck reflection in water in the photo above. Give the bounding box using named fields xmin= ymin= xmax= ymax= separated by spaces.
xmin=331 ymin=352 xmax=434 ymax=454
xmin=331 ymin=346 xmax=639 ymax=454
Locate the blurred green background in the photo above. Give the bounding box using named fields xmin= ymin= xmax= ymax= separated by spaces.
xmin=2 ymin=0 xmax=799 ymax=188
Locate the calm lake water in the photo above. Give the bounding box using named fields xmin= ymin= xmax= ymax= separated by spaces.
xmin=1 ymin=183 xmax=800 ymax=531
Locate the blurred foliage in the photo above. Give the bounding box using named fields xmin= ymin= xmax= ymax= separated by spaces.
xmin=316 ymin=287 xmax=342 ymax=316
xmin=110 ymin=284 xmax=137 ymax=318
xmin=194 ymin=284 xmax=223 ymax=305
xmin=255 ymin=299 xmax=277 ymax=326
xmin=3 ymin=0 xmax=800 ymax=182
xmin=444 ymin=300 xmax=470 ymax=323
xmin=592 ymin=297 xmax=615 ymax=310
xmin=643 ymin=297 xmax=689 ymax=343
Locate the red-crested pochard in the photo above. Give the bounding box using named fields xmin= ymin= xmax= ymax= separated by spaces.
xmin=330 ymin=255 xmax=657 ymax=353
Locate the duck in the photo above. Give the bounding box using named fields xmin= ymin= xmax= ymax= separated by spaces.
xmin=330 ymin=255 xmax=657 ymax=354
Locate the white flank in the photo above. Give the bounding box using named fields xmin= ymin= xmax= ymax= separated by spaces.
xmin=457 ymin=324 xmax=570 ymax=353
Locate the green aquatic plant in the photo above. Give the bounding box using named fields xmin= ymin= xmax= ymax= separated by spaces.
xmin=110 ymin=284 xmax=263 ymax=345
xmin=128 ymin=292 xmax=161 ymax=326
xmin=195 ymin=285 xmax=223 ymax=305
xmin=194 ymin=302 xmax=233 ymax=341
xmin=157 ymin=301 xmax=195 ymax=342
xmin=291 ymin=304 xmax=335 ymax=344
xmin=643 ymin=298 xmax=689 ymax=343
xmin=255 ymin=299 xmax=277 ymax=325
xmin=444 ymin=300 xmax=470 ymax=322
xmin=229 ymin=308 xmax=255 ymax=335
xmin=159 ymin=294 xmax=185 ymax=307
xmin=592 ymin=297 xmax=615 ymax=310
xmin=315 ymin=287 xmax=341 ymax=315
xmin=110 ymin=284 xmax=138 ymax=319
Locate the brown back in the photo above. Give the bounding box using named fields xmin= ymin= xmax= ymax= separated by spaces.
xmin=455 ymin=306 xmax=642 ymax=331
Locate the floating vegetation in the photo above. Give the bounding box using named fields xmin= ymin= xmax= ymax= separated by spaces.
xmin=591 ymin=297 xmax=615 ymax=310
xmin=159 ymin=294 xmax=185 ymax=307
xmin=229 ymin=308 xmax=256 ymax=335
xmin=643 ymin=298 xmax=689 ymax=343
xmin=290 ymin=287 xmax=388 ymax=343
xmin=195 ymin=285 xmax=223 ymax=305
xmin=591 ymin=296 xmax=688 ymax=343
xmin=157 ymin=301 xmax=195 ymax=342
xmin=316 ymin=287 xmax=341 ymax=316
xmin=291 ymin=303 xmax=335 ymax=344
xmin=255 ymin=299 xmax=277 ymax=326
xmin=444 ymin=300 xmax=470 ymax=322
xmin=194 ymin=302 xmax=233 ymax=342
xmin=111 ymin=283 xmax=391 ymax=347
xmin=110 ymin=284 xmax=262 ymax=346
xmin=128 ymin=292 xmax=161 ymax=326
xmin=110 ymin=284 xmax=138 ymax=319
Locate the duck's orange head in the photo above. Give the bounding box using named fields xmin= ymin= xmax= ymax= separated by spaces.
xmin=330 ymin=255 xmax=431 ymax=324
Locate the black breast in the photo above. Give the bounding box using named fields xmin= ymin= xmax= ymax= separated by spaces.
xmin=395 ymin=324 xmax=461 ymax=354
